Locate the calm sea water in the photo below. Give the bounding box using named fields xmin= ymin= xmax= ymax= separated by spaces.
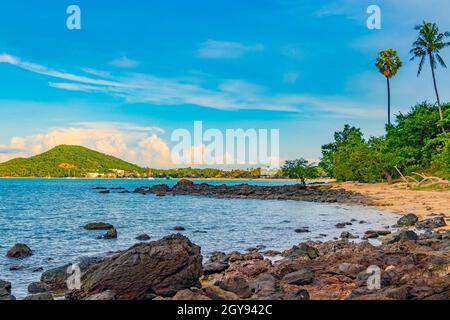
xmin=0 ymin=178 xmax=398 ymax=298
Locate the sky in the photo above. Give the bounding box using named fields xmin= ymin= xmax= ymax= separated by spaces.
xmin=0 ymin=0 xmax=449 ymax=168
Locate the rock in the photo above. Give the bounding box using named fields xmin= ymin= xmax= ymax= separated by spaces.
xmin=217 ymin=276 xmax=252 ymax=299
xmin=83 ymin=290 xmax=116 ymax=300
xmin=136 ymin=234 xmax=151 ymax=241
xmin=335 ymin=223 xmax=347 ymax=229
xmin=24 ymin=292 xmax=54 ymax=300
xmin=73 ymin=234 xmax=202 ymax=299
xmin=33 ymin=267 xmax=44 ymax=273
xmin=252 ymin=273 xmax=278 ymax=296
xmin=282 ymin=268 xmax=315 ymax=285
xmin=173 ymin=226 xmax=186 ymax=231
xmin=294 ymin=227 xmax=310 ymax=233
xmin=203 ymin=261 xmax=230 ymax=275
xmin=396 ymin=214 xmax=418 ymax=227
xmin=97 ymin=228 xmax=118 ymax=239
xmin=286 ymin=243 xmax=319 ymax=260
xmin=41 ymin=257 xmax=103 ymax=291
xmin=6 ymin=243 xmax=33 ymax=258
xmin=340 ymin=231 xmax=358 ymax=239
xmin=0 ymin=280 xmax=16 ymax=301
xmin=84 ymin=222 xmax=114 ymax=230
xmin=338 ymin=263 xmax=366 ymax=278
xmin=28 ymin=282 xmax=50 ymax=294
xmin=284 ymin=289 xmax=310 ymax=300
xmin=382 ymin=230 xmax=419 ymax=244
xmin=99 ymin=190 xmax=111 ymax=194
xmin=363 ymin=230 xmax=391 ymax=239
xmin=9 ymin=265 xmax=25 ymax=271
xmin=416 ymin=217 xmax=446 ymax=230
xmin=172 ymin=289 xmax=211 ymax=300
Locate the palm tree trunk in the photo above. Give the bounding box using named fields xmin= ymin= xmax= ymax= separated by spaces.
xmin=387 ymin=77 xmax=391 ymax=125
xmin=429 ymin=53 xmax=445 ymax=132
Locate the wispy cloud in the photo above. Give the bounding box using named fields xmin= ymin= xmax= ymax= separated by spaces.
xmin=109 ymin=56 xmax=140 ymax=68
xmin=0 ymin=53 xmax=385 ymax=117
xmin=197 ymin=40 xmax=264 ymax=59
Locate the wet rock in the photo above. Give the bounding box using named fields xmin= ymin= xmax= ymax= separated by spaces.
xmin=228 ymin=251 xmax=263 ymax=262
xmin=285 ymin=243 xmax=319 ymax=260
xmin=27 ymin=282 xmax=49 ymax=294
xmin=294 ymin=227 xmax=310 ymax=233
xmin=0 ymin=280 xmax=15 ymax=301
xmin=262 ymin=250 xmax=281 ymax=257
xmin=284 ymin=288 xmax=310 ymax=300
xmin=84 ymin=222 xmax=114 ymax=230
xmin=382 ymin=230 xmax=418 ymax=244
xmin=136 ymin=234 xmax=151 ymax=241
xmin=9 ymin=265 xmax=25 ymax=271
xmin=6 ymin=243 xmax=33 ymax=258
xmin=340 ymin=231 xmax=358 ymax=239
xmin=282 ymin=268 xmax=315 ymax=285
xmin=396 ymin=214 xmax=418 ymax=227
xmin=335 ymin=223 xmax=347 ymax=229
xmin=416 ymin=217 xmax=446 ymax=230
xmin=24 ymin=292 xmax=54 ymax=300
xmin=173 ymin=226 xmax=186 ymax=231
xmin=33 ymin=267 xmax=44 ymax=273
xmin=203 ymin=261 xmax=230 ymax=275
xmin=99 ymin=190 xmax=111 ymax=194
xmin=97 ymin=228 xmax=118 ymax=239
xmin=73 ymin=234 xmax=202 ymax=299
xmin=216 ymin=276 xmax=252 ymax=299
xmin=363 ymin=230 xmax=391 ymax=239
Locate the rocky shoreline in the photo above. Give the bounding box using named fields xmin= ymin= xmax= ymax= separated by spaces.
xmin=2 ymin=213 xmax=448 ymax=300
xmin=133 ymin=179 xmax=370 ymax=204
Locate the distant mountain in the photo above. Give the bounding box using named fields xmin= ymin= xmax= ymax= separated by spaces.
xmin=0 ymin=145 xmax=144 ymax=177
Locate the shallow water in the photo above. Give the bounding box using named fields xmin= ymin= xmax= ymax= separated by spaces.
xmin=0 ymin=178 xmax=398 ymax=298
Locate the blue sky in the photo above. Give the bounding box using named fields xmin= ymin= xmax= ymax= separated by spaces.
xmin=1 ymin=0 xmax=449 ymax=167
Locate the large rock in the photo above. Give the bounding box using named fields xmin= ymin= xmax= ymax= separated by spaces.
xmin=285 ymin=243 xmax=319 ymax=260
xmin=73 ymin=234 xmax=202 ymax=300
xmin=84 ymin=222 xmax=114 ymax=230
xmin=24 ymin=292 xmax=54 ymax=300
xmin=28 ymin=281 xmax=49 ymax=294
xmin=6 ymin=243 xmax=33 ymax=258
xmin=416 ymin=217 xmax=446 ymax=230
xmin=41 ymin=256 xmax=105 ymax=291
xmin=216 ymin=276 xmax=252 ymax=299
xmin=396 ymin=214 xmax=418 ymax=227
xmin=0 ymin=280 xmax=16 ymax=301
xmin=282 ymin=268 xmax=315 ymax=285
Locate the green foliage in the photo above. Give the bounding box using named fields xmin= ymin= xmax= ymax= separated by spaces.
xmin=0 ymin=145 xmax=143 ymax=177
xmin=281 ymin=158 xmax=318 ymax=184
xmin=376 ymin=49 xmax=402 ymax=79
xmin=321 ymin=103 xmax=450 ymax=182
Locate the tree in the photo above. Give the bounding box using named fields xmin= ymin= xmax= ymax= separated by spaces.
xmin=281 ymin=158 xmax=318 ymax=184
xmin=410 ymin=21 xmax=450 ymax=131
xmin=376 ymin=49 xmax=402 ymax=125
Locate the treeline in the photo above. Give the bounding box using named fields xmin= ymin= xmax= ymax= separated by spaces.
xmin=320 ymin=102 xmax=450 ymax=183
xmin=148 ymin=168 xmax=263 ymax=179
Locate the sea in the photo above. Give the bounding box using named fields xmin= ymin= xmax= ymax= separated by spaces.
xmin=0 ymin=178 xmax=399 ymax=298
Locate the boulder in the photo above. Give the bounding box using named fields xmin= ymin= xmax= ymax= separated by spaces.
xmin=0 ymin=280 xmax=16 ymax=301
xmin=396 ymin=214 xmax=418 ymax=227
xmin=6 ymin=243 xmax=33 ymax=258
xmin=173 ymin=226 xmax=186 ymax=231
xmin=73 ymin=234 xmax=202 ymax=299
xmin=136 ymin=234 xmax=151 ymax=241
xmin=340 ymin=231 xmax=358 ymax=239
xmin=28 ymin=281 xmax=49 ymax=294
xmin=282 ymin=268 xmax=315 ymax=285
xmin=285 ymin=243 xmax=319 ymax=260
xmin=97 ymin=228 xmax=118 ymax=239
xmin=203 ymin=261 xmax=230 ymax=275
xmin=216 ymin=276 xmax=252 ymax=299
xmin=24 ymin=292 xmax=54 ymax=300
xmin=84 ymin=222 xmax=114 ymax=230
xmin=382 ymin=230 xmax=418 ymax=244
xmin=294 ymin=227 xmax=310 ymax=233
xmin=416 ymin=217 xmax=446 ymax=230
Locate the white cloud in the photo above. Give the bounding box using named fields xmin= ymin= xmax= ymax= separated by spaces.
xmin=109 ymin=56 xmax=140 ymax=68
xmin=0 ymin=52 xmax=387 ymax=117
xmin=197 ymin=40 xmax=264 ymax=59
xmin=0 ymin=123 xmax=173 ymax=168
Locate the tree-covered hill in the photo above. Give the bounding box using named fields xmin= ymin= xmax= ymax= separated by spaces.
xmin=0 ymin=145 xmax=144 ymax=177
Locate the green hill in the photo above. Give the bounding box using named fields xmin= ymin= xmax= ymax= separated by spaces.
xmin=0 ymin=145 xmax=144 ymax=177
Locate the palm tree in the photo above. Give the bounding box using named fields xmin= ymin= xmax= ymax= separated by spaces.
xmin=376 ymin=49 xmax=402 ymax=125
xmin=410 ymin=21 xmax=450 ymax=130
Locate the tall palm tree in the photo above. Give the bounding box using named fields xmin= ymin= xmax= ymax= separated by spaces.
xmin=376 ymin=49 xmax=402 ymax=125
xmin=410 ymin=21 xmax=450 ymax=130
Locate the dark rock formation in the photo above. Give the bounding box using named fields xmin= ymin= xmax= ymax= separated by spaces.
xmin=71 ymin=234 xmax=202 ymax=300
xmin=395 ymin=213 xmax=419 ymax=227
xmin=0 ymin=280 xmax=15 ymax=300
xmin=84 ymin=222 xmax=114 ymax=230
xmin=6 ymin=243 xmax=33 ymax=258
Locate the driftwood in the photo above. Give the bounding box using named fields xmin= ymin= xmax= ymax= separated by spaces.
xmin=394 ymin=166 xmax=450 ymax=188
